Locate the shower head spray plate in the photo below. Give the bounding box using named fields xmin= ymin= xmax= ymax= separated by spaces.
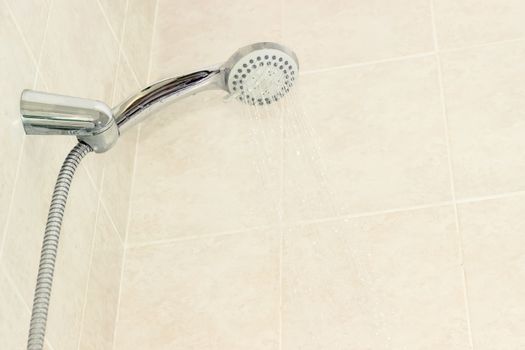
xmin=223 ymin=42 xmax=299 ymax=105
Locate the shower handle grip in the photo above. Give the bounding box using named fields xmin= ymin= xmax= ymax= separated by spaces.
xmin=112 ymin=67 xmax=225 ymax=132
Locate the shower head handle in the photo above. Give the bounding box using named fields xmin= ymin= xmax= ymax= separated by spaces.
xmin=113 ymin=66 xmax=224 ymax=132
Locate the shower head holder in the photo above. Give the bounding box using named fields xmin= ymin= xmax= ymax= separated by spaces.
xmin=20 ymin=89 xmax=119 ymax=152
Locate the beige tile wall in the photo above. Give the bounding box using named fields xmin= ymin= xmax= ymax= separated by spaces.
xmin=113 ymin=0 xmax=525 ymax=349
xmin=0 ymin=0 xmax=155 ymax=349
xmin=282 ymin=206 xmax=470 ymax=349
xmin=115 ymin=229 xmax=280 ymax=349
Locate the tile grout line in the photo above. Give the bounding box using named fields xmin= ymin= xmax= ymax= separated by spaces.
xmin=124 ymin=124 xmax=141 ymax=252
xmin=278 ymin=192 xmax=284 ymax=350
xmin=82 ymin=161 xmax=103 ymax=194
xmin=32 ymin=0 xmax=54 ymax=88
xmin=301 ymin=51 xmax=437 ymax=75
xmin=4 ymin=265 xmax=55 ymax=350
xmin=126 ymin=201 xmax=454 ymax=249
xmin=292 ymin=201 xmax=455 ymax=226
xmin=100 ymin=203 xmax=127 ymax=249
xmin=430 ymin=1 xmax=474 ymax=348
xmin=111 ymin=0 xmax=159 ymax=343
xmin=1 ymin=2 xmax=55 ymax=348
xmin=1 ymin=266 xmax=56 ymax=350
xmin=300 ymin=37 xmax=525 ymax=77
xmin=109 ymin=27 xmax=125 ymax=107
xmin=126 ymin=224 xmax=274 ymax=249
xmin=94 ymin=0 xmax=120 ymax=45
xmin=436 ymin=53 xmax=475 ymax=349
xmin=87 ymin=1 xmax=134 ymax=348
xmin=0 ymin=266 xmax=30 ymax=340
xmin=429 ymin=0 xmax=440 ymax=51
xmin=440 ymin=36 xmax=525 ymax=54
xmin=0 ymin=138 xmax=25 ymax=263
xmin=278 ymin=54 xmax=285 ymax=350
xmin=111 ymin=4 xmax=158 ymax=345
xmin=95 ymin=0 xmax=141 ymax=87
xmin=83 ymin=0 xmax=130 ymax=243
xmin=122 ymin=185 xmax=525 ymax=250
xmin=76 ymin=175 xmax=104 ymax=350
xmin=0 ymin=0 xmax=53 ymax=265
xmin=146 ymin=0 xmax=161 ymax=85
xmin=98 ymin=0 xmax=131 ymax=247
xmin=2 ymin=0 xmax=39 ymax=66
xmin=456 ymin=190 xmax=525 ymax=204
xmin=278 ymin=1 xmax=285 ymax=345
xmin=99 ymin=200 xmax=126 ymax=246
xmin=0 ymin=265 xmax=31 ymax=311
xmin=120 ymin=50 xmax=142 ymax=86
xmin=111 ymin=123 xmax=141 ymax=350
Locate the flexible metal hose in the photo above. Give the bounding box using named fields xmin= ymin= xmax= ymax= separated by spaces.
xmin=27 ymin=142 xmax=93 ymax=350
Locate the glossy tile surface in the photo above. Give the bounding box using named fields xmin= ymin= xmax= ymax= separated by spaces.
xmin=150 ymin=0 xmax=281 ymax=80
xmin=128 ymin=92 xmax=282 ymax=244
xmin=78 ymin=206 xmax=124 ymax=350
xmin=440 ymin=41 xmax=525 ymax=199
xmin=282 ymin=206 xmax=470 ymax=349
xmin=115 ymin=230 xmax=279 ymax=349
xmin=433 ymin=0 xmax=525 ymax=49
xmin=100 ymin=56 xmax=140 ymax=240
xmin=0 ymin=268 xmax=30 ymax=350
xmin=5 ymin=0 xmax=51 ymax=60
xmin=0 ymin=1 xmax=35 ymax=252
xmin=98 ymin=0 xmax=127 ymax=40
xmin=458 ymin=195 xmax=525 ymax=349
xmin=284 ymin=56 xmax=451 ymax=223
xmin=283 ymin=0 xmax=434 ymax=71
xmin=39 ymin=0 xmax=119 ymax=102
xmin=121 ymin=0 xmax=156 ymax=83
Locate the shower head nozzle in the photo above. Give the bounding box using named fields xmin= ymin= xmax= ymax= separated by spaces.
xmin=223 ymin=42 xmax=299 ymax=106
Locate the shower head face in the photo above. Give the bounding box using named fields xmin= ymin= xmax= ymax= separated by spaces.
xmin=224 ymin=42 xmax=299 ymax=105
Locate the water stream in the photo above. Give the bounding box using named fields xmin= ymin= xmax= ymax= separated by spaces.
xmin=225 ymin=71 xmax=392 ymax=346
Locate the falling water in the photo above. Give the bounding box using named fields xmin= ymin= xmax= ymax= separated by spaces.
xmin=226 ymin=68 xmax=392 ymax=346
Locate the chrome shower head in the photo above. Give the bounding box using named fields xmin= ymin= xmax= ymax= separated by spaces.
xmin=20 ymin=42 xmax=299 ymax=153
xmin=222 ymin=42 xmax=299 ymax=105
xmin=111 ymin=42 xmax=299 ymax=132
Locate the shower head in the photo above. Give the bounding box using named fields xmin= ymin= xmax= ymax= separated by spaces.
xmin=222 ymin=42 xmax=299 ymax=105
xmin=112 ymin=42 xmax=299 ymax=131
xmin=19 ymin=42 xmax=299 ymax=153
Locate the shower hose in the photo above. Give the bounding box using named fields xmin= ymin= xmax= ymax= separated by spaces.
xmin=26 ymin=142 xmax=93 ymax=350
